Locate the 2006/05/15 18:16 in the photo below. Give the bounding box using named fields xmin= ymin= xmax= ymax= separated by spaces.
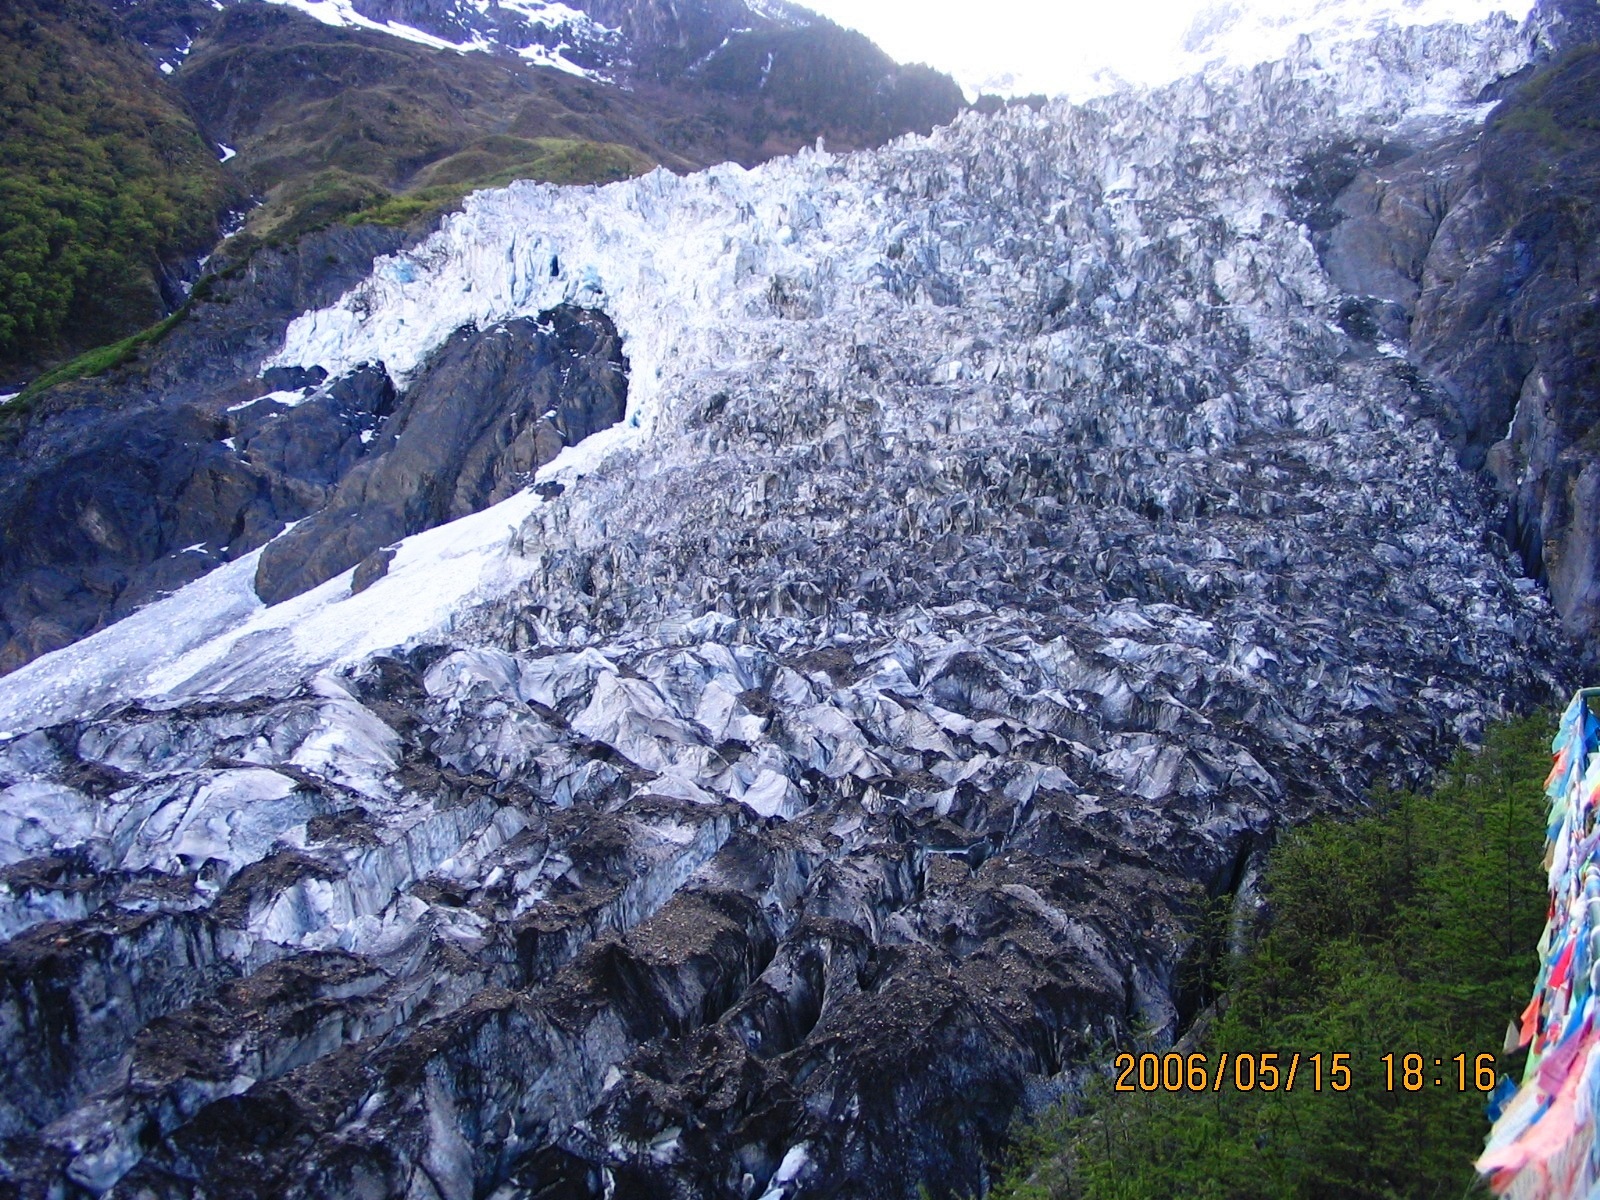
xmin=1112 ymin=1051 xmax=1501 ymax=1094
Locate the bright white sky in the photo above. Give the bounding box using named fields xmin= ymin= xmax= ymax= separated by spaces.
xmin=798 ymin=0 xmax=1537 ymax=99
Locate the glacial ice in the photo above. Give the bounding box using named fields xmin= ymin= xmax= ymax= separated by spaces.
xmin=0 ymin=10 xmax=1574 ymax=1200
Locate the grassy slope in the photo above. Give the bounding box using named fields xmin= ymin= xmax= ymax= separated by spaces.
xmin=0 ymin=0 xmax=233 ymax=372
xmin=991 ymin=714 xmax=1554 ymax=1200
xmin=350 ymin=136 xmax=657 ymax=226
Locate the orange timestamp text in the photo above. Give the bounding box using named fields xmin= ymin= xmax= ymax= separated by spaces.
xmin=1112 ymin=1051 xmax=1502 ymax=1094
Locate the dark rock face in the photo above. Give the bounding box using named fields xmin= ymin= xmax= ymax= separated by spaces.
xmin=253 ymin=306 xmax=629 ymax=606
xmin=1310 ymin=19 xmax=1600 ymax=654
xmin=1418 ymin=43 xmax=1600 ymax=649
xmin=576 ymin=0 xmax=804 ymax=72
xmin=0 ymin=225 xmax=407 ymax=675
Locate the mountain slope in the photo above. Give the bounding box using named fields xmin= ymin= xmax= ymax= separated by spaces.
xmin=176 ymin=0 xmax=963 ymax=249
xmin=0 ymin=0 xmax=236 ymax=374
xmin=0 ymin=0 xmax=964 ymax=382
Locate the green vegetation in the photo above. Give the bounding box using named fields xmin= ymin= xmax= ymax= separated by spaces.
xmin=247 ymin=168 xmax=391 ymax=246
xmin=346 ymin=137 xmax=654 ymax=228
xmin=1490 ymin=45 xmax=1600 ymax=156
xmin=239 ymin=136 xmax=650 ymax=242
xmin=0 ymin=0 xmax=233 ymax=368
xmin=1496 ymin=103 xmax=1583 ymax=156
xmin=11 ymin=308 xmax=187 ymax=414
xmin=991 ymin=714 xmax=1554 ymax=1200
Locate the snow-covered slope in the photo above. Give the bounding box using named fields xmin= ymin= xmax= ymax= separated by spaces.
xmin=0 ymin=10 xmax=1569 ymax=1200
xmin=258 ymin=0 xmax=624 ymax=78
xmin=247 ymin=0 xmax=815 ymax=80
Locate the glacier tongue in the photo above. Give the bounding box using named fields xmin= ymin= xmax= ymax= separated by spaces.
xmin=0 ymin=12 xmax=1571 ymax=1200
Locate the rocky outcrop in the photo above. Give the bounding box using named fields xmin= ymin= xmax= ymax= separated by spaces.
xmin=254 ymin=306 xmax=629 ymax=605
xmin=0 ymin=225 xmax=407 ymax=675
xmin=1307 ymin=0 xmax=1600 ymax=654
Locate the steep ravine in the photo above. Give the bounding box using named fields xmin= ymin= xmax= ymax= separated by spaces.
xmin=0 ymin=9 xmax=1580 ymax=1200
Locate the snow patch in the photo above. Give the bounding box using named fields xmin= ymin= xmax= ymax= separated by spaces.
xmin=0 ymin=489 xmax=548 ymax=735
xmin=745 ymin=0 xmax=807 ymax=25
xmin=263 ymin=0 xmax=469 ymax=50
xmin=256 ymin=0 xmax=611 ymax=80
xmin=515 ymin=41 xmax=602 ymax=79
xmin=228 ymin=388 xmax=313 ymax=412
xmin=756 ymin=1143 xmax=812 ymax=1200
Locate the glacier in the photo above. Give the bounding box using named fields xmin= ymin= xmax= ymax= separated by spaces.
xmin=0 ymin=8 xmax=1576 ymax=1200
